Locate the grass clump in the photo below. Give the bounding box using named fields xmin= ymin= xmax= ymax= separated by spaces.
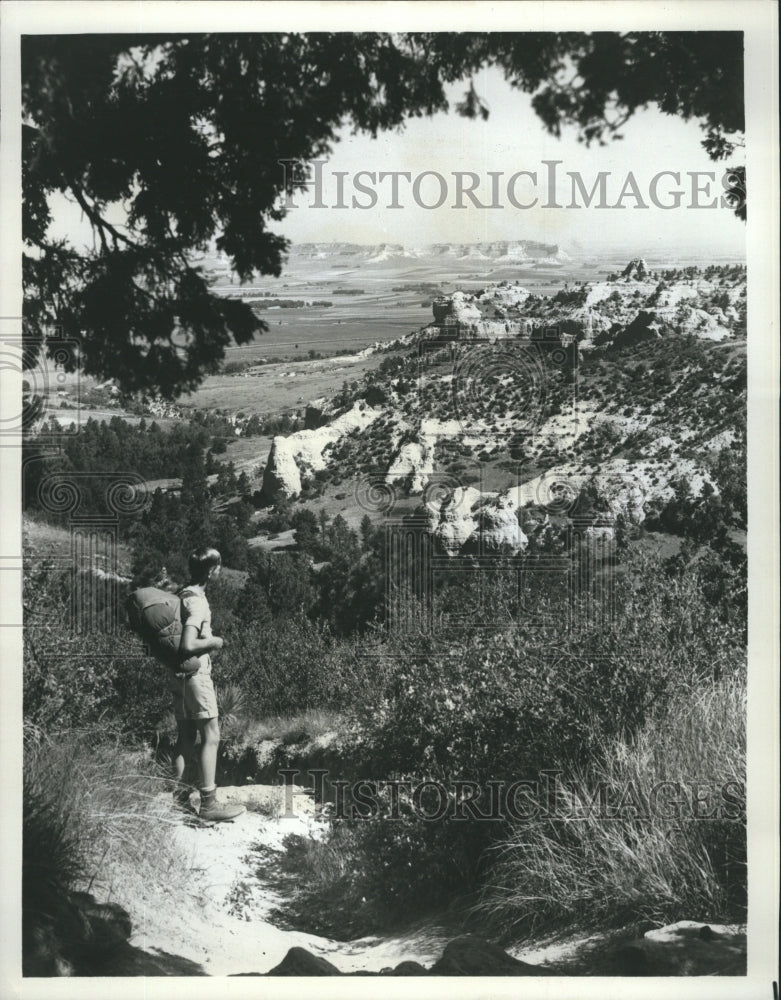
xmin=23 ymin=721 xmax=194 ymax=972
xmin=475 ymin=670 xmax=746 ymax=938
xmin=237 ymin=707 xmax=342 ymax=746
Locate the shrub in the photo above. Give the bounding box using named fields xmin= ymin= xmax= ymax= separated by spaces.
xmin=221 ymin=612 xmax=366 ymax=717
xmin=24 ymin=563 xmax=171 ymax=737
xmin=266 ymin=806 xmax=487 ymax=939
xmin=476 ymin=669 xmax=746 ymax=935
xmin=347 ymin=548 xmax=734 ymax=785
xmin=281 ymin=548 xmax=746 ymax=934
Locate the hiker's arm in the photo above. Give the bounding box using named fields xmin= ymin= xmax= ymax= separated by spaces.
xmin=181 ymin=623 xmax=224 ymax=656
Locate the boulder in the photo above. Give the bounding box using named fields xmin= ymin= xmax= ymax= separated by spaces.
xmin=601 ymin=921 xmax=746 ymax=977
xmin=23 ymin=890 xmax=206 ymax=977
xmin=266 ymin=947 xmax=342 ymax=976
xmin=262 ymin=938 xmax=540 ymax=977
xmin=387 ymin=960 xmax=429 ymax=975
xmin=430 ymin=936 xmax=541 ymax=976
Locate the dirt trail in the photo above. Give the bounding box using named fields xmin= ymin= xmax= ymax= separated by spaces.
xmin=115 ymin=785 xmax=746 ymax=977
xmin=123 ymin=787 xmax=451 ymax=976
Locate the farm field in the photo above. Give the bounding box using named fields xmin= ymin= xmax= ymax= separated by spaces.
xmin=181 ymin=350 xmax=399 ymax=417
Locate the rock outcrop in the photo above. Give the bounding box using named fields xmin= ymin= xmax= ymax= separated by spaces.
xmin=386 ymin=437 xmax=435 ymax=493
xmin=508 ymin=459 xmax=716 ymax=525
xmin=266 ymin=947 xmax=343 ymax=976
xmin=612 ymin=310 xmax=672 ymax=348
xmin=422 ymin=488 xmax=529 ymax=556
xmin=262 ymin=436 xmax=303 ymax=502
xmin=424 ymin=486 xmax=481 ymax=555
xmin=429 ymin=285 xmax=531 ymax=340
xmin=431 ymin=290 xmax=482 ymax=331
xmin=262 ymin=401 xmax=381 ymax=501
xmin=594 ymin=921 xmax=746 ymax=977
xmin=261 ymin=936 xmax=542 ymax=976
xmin=478 ymin=493 xmax=529 ymax=553
xmin=418 ymin=455 xmax=715 ymax=556
xmin=622 ymin=257 xmax=648 ymax=280
xmin=430 ymin=936 xmax=540 ymax=976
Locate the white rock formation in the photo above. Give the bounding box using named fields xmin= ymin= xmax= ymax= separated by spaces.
xmin=507 ymin=458 xmax=717 ymax=524
xmin=262 ymin=437 xmax=303 ymax=501
xmin=262 ymin=401 xmax=381 ymax=501
xmin=448 ymin=291 xmax=483 ymax=326
xmin=478 ymin=494 xmax=529 ymax=553
xmin=386 ymin=418 xmax=480 ymax=495
xmin=386 ymin=439 xmax=435 ymax=493
xmin=423 ymin=487 xmax=529 ymax=556
xmin=425 ymin=486 xmax=481 ymax=555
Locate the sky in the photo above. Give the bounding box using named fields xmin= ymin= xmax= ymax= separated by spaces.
xmin=278 ymin=68 xmax=746 ymax=255
xmin=49 ymin=66 xmax=746 ymax=259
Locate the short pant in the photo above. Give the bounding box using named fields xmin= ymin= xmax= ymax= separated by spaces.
xmin=167 ymin=663 xmax=218 ymax=721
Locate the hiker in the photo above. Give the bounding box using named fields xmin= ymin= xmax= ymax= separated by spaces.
xmin=169 ymin=547 xmax=246 ymax=823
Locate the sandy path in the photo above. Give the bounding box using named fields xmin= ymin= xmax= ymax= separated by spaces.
xmin=112 ymin=787 xmax=745 ymax=977
xmin=125 ymin=791 xmax=450 ymax=976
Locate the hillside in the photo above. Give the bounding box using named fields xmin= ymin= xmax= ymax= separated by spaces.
xmin=256 ymin=263 xmax=746 ymax=555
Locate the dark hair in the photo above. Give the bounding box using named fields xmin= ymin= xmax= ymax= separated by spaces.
xmin=188 ymin=547 xmax=222 ymax=585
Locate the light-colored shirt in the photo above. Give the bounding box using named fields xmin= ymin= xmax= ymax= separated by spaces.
xmin=181 ymin=587 xmax=212 ymax=674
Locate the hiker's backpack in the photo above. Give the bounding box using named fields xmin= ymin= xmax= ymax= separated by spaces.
xmin=124 ymin=587 xmax=202 ymax=674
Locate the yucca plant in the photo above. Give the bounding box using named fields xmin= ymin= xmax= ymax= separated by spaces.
xmin=216 ymin=681 xmax=249 ymax=738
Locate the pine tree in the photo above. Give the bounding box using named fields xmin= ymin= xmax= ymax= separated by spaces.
xmin=180 ymin=444 xmax=212 ymax=548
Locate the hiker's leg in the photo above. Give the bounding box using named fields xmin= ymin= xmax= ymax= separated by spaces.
xmin=196 ymin=717 xmax=245 ymax=822
xmin=173 ymin=720 xmax=197 ymax=782
xmin=196 ymin=717 xmax=220 ymax=791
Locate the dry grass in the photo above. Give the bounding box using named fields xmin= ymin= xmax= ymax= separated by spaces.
xmin=475 ymin=670 xmax=746 ymax=937
xmin=236 ymin=707 xmax=341 ymax=747
xmin=24 ymin=516 xmax=133 ymax=569
xmin=24 ymin=723 xmax=194 ymax=909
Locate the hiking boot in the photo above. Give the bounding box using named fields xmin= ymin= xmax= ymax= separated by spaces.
xmin=198 ymin=787 xmax=246 ymax=822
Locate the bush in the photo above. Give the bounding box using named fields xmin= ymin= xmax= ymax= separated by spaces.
xmin=266 ymin=806 xmax=487 ymax=939
xmin=24 ymin=563 xmax=171 ymax=737
xmin=220 ymin=612 xmax=366 ymax=717
xmin=277 ymin=548 xmax=746 ymax=935
xmin=348 ymin=549 xmax=733 ymax=785
xmin=477 ymin=669 xmax=746 ymax=935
